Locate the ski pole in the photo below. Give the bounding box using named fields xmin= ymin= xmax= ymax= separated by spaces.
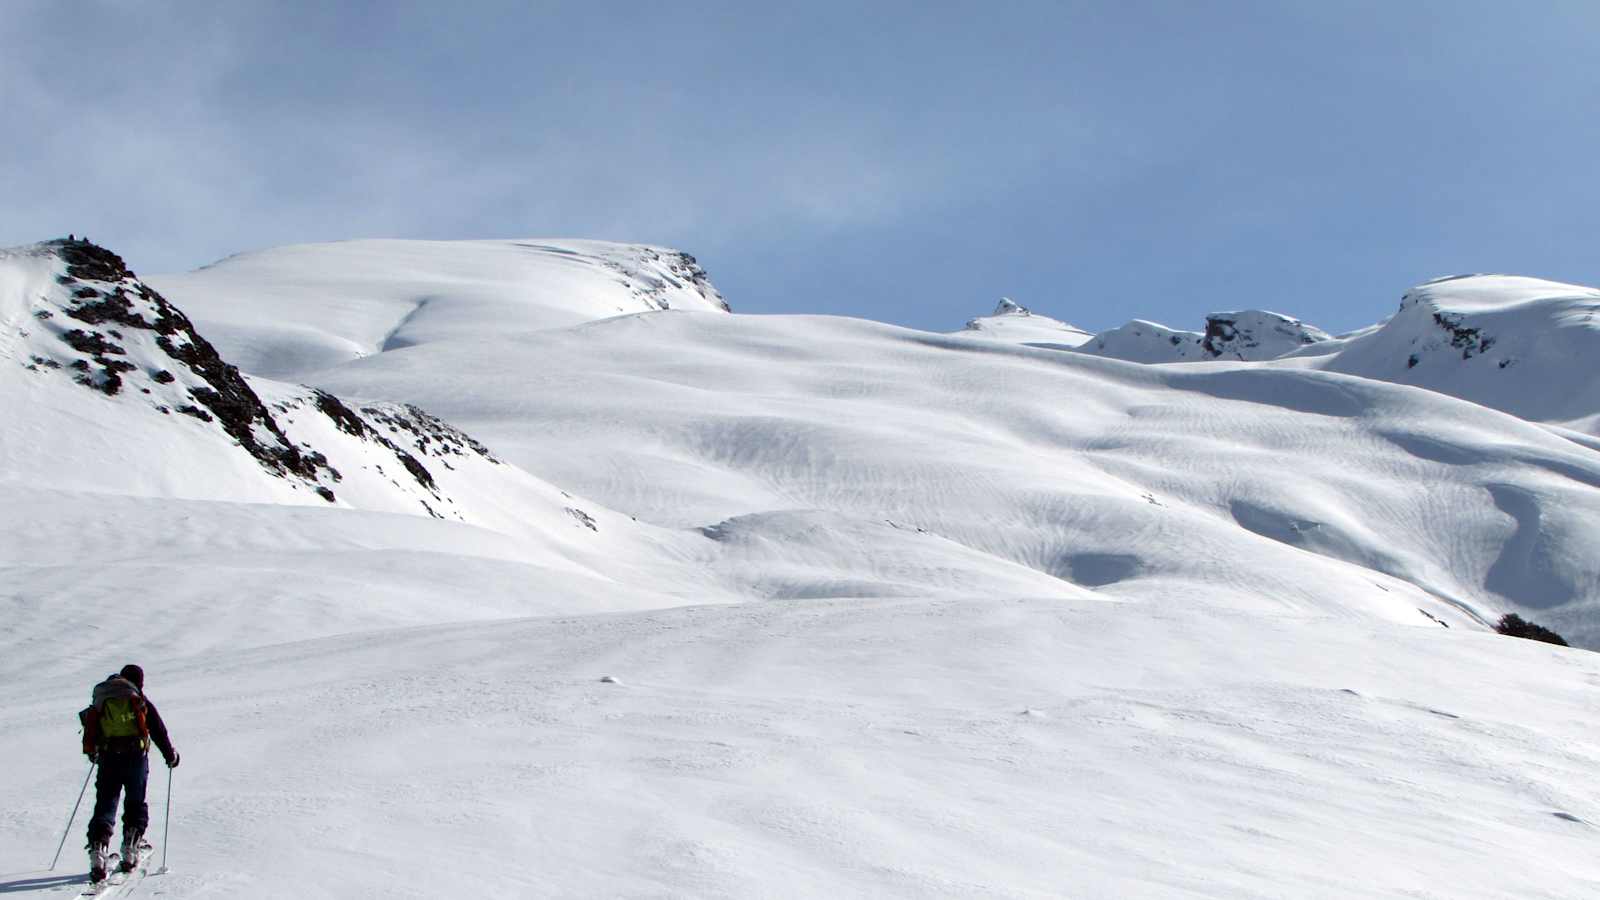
xmin=157 ymin=766 xmax=172 ymax=874
xmin=49 ymin=762 xmax=95 ymax=871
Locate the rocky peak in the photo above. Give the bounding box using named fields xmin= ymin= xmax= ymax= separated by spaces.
xmin=1199 ymin=310 xmax=1332 ymax=361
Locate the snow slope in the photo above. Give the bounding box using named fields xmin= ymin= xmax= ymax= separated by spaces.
xmin=237 ymin=300 xmax=1600 ymax=646
xmin=4 ymin=597 xmax=1597 ymax=898
xmin=3 ymin=237 xmax=1600 ymax=898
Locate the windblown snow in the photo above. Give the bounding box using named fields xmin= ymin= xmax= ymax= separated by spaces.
xmin=2 ymin=238 xmax=1597 ymax=898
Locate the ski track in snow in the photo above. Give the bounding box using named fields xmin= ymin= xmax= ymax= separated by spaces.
xmin=4 ymin=238 xmax=1600 ymax=897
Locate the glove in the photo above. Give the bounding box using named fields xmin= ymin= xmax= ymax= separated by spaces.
xmin=85 ymin=750 xmax=98 ymax=764
xmin=165 ymin=751 xmax=180 ymax=769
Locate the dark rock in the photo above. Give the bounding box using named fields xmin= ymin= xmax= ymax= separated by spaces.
xmin=60 ymin=329 xmax=125 ymax=356
xmin=1201 ymin=317 xmax=1240 ymax=357
xmin=314 ymin=390 xmax=367 ymax=437
xmin=56 ymin=239 xmax=136 ymax=282
xmin=1495 ymin=613 xmax=1568 ymax=646
xmin=1432 ymin=311 xmax=1494 ymax=359
xmin=394 ymin=450 xmax=436 ymax=492
xmin=361 ymin=403 xmax=498 ymax=462
xmin=316 ymin=395 xmax=441 ymax=493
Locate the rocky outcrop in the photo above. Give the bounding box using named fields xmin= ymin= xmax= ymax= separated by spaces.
xmin=10 ymin=238 xmax=518 ymax=516
xmin=44 ymin=239 xmax=331 ymax=484
xmin=1199 ymin=311 xmax=1332 ymax=360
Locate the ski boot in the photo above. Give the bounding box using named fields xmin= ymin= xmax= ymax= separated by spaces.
xmin=119 ymin=829 xmax=144 ymax=873
xmin=88 ymin=839 xmax=109 ymax=883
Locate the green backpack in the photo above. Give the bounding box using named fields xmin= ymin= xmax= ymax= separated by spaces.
xmin=81 ymin=679 xmax=150 ymax=752
xmin=100 ymin=695 xmax=146 ymax=740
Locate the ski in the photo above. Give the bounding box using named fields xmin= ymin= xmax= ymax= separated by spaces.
xmin=80 ymin=842 xmax=153 ymax=898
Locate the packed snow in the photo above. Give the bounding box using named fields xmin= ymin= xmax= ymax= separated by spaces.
xmin=2 ymin=238 xmax=1598 ymax=898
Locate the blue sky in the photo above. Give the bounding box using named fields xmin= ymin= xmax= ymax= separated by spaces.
xmin=3 ymin=1 xmax=1597 ymax=334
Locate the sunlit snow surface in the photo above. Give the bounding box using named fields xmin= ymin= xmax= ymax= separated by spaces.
xmin=3 ymin=240 xmax=1599 ymax=898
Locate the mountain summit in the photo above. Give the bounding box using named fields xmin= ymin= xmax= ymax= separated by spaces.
xmin=147 ymin=239 xmax=732 ymax=380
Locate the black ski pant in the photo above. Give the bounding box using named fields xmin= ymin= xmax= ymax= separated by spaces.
xmin=87 ymin=751 xmax=148 ymax=845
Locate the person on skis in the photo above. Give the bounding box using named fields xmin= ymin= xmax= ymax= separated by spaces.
xmin=80 ymin=664 xmax=179 ymax=883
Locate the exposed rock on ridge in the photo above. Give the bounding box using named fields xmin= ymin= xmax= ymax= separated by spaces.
xmin=10 ymin=238 xmax=515 ymax=516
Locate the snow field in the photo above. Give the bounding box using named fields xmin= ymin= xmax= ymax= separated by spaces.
xmin=4 ymin=597 xmax=1598 ymax=898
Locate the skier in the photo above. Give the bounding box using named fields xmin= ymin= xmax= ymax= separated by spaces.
xmin=80 ymin=664 xmax=179 ymax=884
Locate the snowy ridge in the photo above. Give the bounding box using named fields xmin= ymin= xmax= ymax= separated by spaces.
xmin=1200 ymin=309 xmax=1332 ymax=359
xmin=1021 ymin=274 xmax=1600 ymax=430
xmin=1075 ymin=317 xmax=1206 ymax=362
xmin=1317 ymin=274 xmax=1600 ymax=429
xmin=147 ymin=238 xmax=731 ymax=379
xmin=1072 ymin=310 xmax=1329 ymax=363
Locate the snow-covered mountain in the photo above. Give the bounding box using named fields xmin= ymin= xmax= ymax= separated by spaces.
xmin=3 ymin=238 xmax=1599 ymax=898
xmin=1072 ymin=317 xmax=1207 ymax=362
xmin=957 ymin=297 xmax=1095 ymax=347
xmin=1056 ymin=274 xmax=1600 ymax=433
xmin=1315 ymin=274 xmax=1600 ymax=431
xmin=1064 ymin=310 xmax=1330 ymax=363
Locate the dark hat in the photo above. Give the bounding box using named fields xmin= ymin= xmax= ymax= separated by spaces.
xmin=119 ymin=664 xmax=144 ymax=689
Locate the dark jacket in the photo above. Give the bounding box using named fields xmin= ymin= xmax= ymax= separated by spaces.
xmin=82 ymin=674 xmax=176 ymax=764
